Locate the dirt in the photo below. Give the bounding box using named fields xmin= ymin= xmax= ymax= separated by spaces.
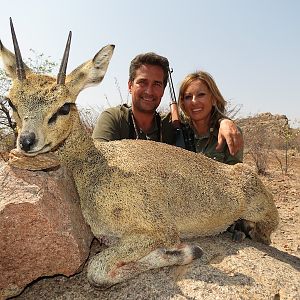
xmin=10 ymin=150 xmax=300 ymax=300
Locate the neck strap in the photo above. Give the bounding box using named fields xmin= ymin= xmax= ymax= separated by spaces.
xmin=128 ymin=109 xmax=162 ymax=142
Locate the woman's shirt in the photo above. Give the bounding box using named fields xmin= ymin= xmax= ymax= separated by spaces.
xmin=183 ymin=124 xmax=243 ymax=165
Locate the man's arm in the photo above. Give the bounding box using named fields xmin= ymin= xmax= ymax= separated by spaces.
xmin=92 ymin=109 xmax=122 ymax=141
xmin=216 ymin=119 xmax=244 ymax=156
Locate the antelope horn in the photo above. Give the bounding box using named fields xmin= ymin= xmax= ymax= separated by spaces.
xmin=57 ymin=31 xmax=72 ymax=85
xmin=9 ymin=17 xmax=26 ymax=80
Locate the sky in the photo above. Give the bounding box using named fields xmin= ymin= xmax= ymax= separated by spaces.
xmin=0 ymin=0 xmax=299 ymax=124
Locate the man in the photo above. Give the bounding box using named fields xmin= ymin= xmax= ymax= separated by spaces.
xmin=92 ymin=52 xmax=243 ymax=155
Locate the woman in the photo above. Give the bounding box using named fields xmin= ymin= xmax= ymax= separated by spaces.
xmin=178 ymin=71 xmax=243 ymax=164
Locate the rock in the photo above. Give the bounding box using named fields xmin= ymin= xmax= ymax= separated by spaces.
xmin=0 ymin=160 xmax=93 ymax=299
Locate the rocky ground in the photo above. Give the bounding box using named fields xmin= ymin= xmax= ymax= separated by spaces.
xmin=10 ymin=151 xmax=300 ymax=300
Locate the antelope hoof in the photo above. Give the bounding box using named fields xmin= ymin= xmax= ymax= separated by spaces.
xmin=192 ymin=245 xmax=204 ymax=259
xmin=232 ymin=230 xmax=247 ymax=242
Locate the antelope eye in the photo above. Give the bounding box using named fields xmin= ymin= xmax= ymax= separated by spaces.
xmin=48 ymin=112 xmax=58 ymax=124
xmin=48 ymin=103 xmax=72 ymax=124
xmin=58 ymin=103 xmax=71 ymax=115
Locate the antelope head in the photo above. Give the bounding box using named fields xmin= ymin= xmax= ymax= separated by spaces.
xmin=0 ymin=18 xmax=114 ymax=156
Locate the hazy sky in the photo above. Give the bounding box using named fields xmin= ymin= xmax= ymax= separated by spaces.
xmin=1 ymin=0 xmax=299 ymax=123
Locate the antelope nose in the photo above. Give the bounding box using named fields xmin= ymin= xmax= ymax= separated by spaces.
xmin=19 ymin=131 xmax=36 ymax=152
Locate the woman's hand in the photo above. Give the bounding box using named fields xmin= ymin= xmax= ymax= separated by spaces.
xmin=216 ymin=119 xmax=243 ymax=156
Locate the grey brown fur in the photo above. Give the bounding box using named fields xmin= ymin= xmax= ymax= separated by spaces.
xmin=0 ymin=29 xmax=279 ymax=289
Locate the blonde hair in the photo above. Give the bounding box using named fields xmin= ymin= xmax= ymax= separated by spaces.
xmin=178 ymin=71 xmax=227 ymax=123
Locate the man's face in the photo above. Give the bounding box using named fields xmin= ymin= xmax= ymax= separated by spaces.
xmin=128 ymin=64 xmax=165 ymax=113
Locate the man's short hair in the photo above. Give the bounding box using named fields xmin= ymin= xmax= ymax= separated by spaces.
xmin=129 ymin=52 xmax=169 ymax=87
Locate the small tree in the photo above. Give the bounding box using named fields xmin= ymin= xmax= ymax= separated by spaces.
xmin=0 ymin=70 xmax=16 ymax=150
xmin=226 ymin=101 xmax=243 ymax=120
xmin=79 ymin=106 xmax=103 ymax=135
xmin=246 ymin=125 xmax=270 ymax=175
xmin=273 ymin=119 xmax=300 ymax=175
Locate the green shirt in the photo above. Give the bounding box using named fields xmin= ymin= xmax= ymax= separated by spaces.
xmin=92 ymin=104 xmax=175 ymax=145
xmin=186 ymin=124 xmax=243 ymax=165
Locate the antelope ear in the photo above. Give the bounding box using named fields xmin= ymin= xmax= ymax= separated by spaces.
xmin=66 ymin=44 xmax=115 ymax=97
xmin=0 ymin=40 xmax=31 ymax=79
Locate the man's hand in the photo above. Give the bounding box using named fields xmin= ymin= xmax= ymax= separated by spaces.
xmin=216 ymin=119 xmax=243 ymax=156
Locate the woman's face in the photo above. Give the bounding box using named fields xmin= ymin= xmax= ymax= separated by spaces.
xmin=182 ymin=79 xmax=213 ymax=123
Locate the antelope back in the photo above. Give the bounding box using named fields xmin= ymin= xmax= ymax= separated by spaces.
xmin=0 ymin=19 xmax=114 ymax=155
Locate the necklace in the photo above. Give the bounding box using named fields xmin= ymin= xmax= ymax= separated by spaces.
xmin=130 ymin=111 xmax=162 ymax=142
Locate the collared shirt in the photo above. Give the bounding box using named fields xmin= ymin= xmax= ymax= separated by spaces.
xmin=92 ymin=104 xmax=175 ymax=145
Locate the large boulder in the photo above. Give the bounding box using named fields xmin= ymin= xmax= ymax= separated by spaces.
xmin=0 ymin=159 xmax=93 ymax=299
